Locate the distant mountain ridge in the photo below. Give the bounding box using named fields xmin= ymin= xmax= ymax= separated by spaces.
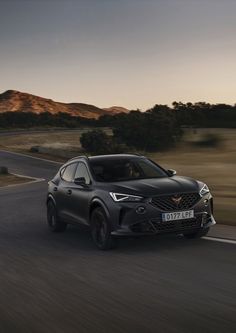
xmin=0 ymin=90 xmax=129 ymax=119
xmin=103 ymin=106 xmax=130 ymax=114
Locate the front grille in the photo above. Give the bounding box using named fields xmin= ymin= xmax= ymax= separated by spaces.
xmin=150 ymin=215 xmax=202 ymax=233
xmin=150 ymin=192 xmax=200 ymax=211
xmin=130 ymin=215 xmax=202 ymax=234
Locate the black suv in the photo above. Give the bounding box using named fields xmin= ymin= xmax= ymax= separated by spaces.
xmin=47 ymin=154 xmax=216 ymax=249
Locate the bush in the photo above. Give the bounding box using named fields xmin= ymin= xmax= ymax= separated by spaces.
xmin=30 ymin=146 xmax=40 ymax=153
xmin=80 ymin=130 xmax=123 ymax=154
xmin=0 ymin=166 xmax=8 ymax=175
xmin=192 ymin=133 xmax=223 ymax=147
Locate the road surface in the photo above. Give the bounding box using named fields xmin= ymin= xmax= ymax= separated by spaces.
xmin=0 ymin=150 xmax=235 ymax=333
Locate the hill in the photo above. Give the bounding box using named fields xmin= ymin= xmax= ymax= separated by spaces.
xmin=103 ymin=106 xmax=130 ymax=115
xmin=0 ymin=90 xmax=129 ymax=119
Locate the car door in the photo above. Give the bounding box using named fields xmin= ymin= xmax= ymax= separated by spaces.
xmin=56 ymin=162 xmax=78 ymax=222
xmin=68 ymin=162 xmax=93 ymax=225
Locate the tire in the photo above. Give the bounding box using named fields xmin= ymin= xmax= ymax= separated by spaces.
xmin=47 ymin=200 xmax=67 ymax=232
xmin=90 ymin=207 xmax=116 ymax=250
xmin=184 ymin=227 xmax=209 ymax=239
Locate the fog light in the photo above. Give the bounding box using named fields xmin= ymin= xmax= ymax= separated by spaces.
xmin=136 ymin=206 xmax=146 ymax=214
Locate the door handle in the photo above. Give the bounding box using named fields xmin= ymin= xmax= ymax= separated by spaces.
xmin=67 ymin=189 xmax=72 ymax=195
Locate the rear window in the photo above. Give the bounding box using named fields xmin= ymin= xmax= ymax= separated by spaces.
xmin=90 ymin=158 xmax=167 ymax=182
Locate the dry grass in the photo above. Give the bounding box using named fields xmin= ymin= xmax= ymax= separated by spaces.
xmin=0 ymin=174 xmax=32 ymax=187
xmin=0 ymin=128 xmax=112 ymax=159
xmin=146 ymin=128 xmax=236 ymax=226
xmin=0 ymin=128 xmax=112 ymax=151
xmin=0 ymin=128 xmax=235 ymax=225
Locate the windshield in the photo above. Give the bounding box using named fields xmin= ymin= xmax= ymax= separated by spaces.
xmin=90 ymin=158 xmax=167 ymax=182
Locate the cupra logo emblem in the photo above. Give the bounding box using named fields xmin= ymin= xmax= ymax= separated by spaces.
xmin=171 ymin=196 xmax=182 ymax=205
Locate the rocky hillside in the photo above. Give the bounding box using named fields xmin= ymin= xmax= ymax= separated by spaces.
xmin=0 ymin=90 xmax=129 ymax=119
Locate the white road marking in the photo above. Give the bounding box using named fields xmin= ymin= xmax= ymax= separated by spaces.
xmin=203 ymin=236 xmax=236 ymax=245
xmin=0 ymin=173 xmax=45 ymax=190
xmin=12 ymin=172 xmax=45 ymax=181
xmin=0 ymin=149 xmax=62 ymax=165
xmin=2 ymin=179 xmax=45 ymax=189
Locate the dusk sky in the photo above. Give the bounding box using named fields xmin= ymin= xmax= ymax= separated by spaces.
xmin=0 ymin=0 xmax=236 ymax=110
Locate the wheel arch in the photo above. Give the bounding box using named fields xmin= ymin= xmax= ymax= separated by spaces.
xmin=89 ymin=198 xmax=110 ymax=223
xmin=47 ymin=194 xmax=56 ymax=206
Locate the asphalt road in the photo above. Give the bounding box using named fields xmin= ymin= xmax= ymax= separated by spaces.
xmin=0 ymin=150 xmax=235 ymax=333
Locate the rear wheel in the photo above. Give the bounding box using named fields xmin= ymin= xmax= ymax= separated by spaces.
xmin=184 ymin=227 xmax=209 ymax=239
xmin=47 ymin=200 xmax=67 ymax=232
xmin=91 ymin=207 xmax=116 ymax=250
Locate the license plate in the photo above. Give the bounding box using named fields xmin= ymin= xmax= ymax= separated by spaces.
xmin=162 ymin=210 xmax=194 ymax=222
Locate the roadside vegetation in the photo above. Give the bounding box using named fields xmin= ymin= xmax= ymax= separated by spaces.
xmin=80 ymin=130 xmax=123 ymax=155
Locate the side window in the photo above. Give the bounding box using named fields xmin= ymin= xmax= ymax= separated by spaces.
xmin=74 ymin=162 xmax=91 ymax=185
xmin=61 ymin=163 xmax=77 ymax=182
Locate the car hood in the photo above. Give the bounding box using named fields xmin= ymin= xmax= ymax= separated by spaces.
xmin=105 ymin=176 xmax=200 ymax=197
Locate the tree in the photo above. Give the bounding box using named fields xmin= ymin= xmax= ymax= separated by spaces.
xmin=113 ymin=106 xmax=183 ymax=152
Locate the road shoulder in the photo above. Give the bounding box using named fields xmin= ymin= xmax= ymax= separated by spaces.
xmin=208 ymin=224 xmax=236 ymax=241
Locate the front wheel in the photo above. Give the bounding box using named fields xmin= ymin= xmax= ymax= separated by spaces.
xmin=90 ymin=207 xmax=116 ymax=250
xmin=47 ymin=200 xmax=67 ymax=232
xmin=184 ymin=227 xmax=209 ymax=239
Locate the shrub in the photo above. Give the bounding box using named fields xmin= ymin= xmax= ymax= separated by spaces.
xmin=0 ymin=166 xmax=8 ymax=175
xmin=80 ymin=130 xmax=123 ymax=154
xmin=192 ymin=133 xmax=223 ymax=147
xmin=30 ymin=146 xmax=40 ymax=153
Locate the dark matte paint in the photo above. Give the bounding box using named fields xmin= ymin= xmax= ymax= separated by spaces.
xmin=47 ymin=154 xmax=215 ymax=236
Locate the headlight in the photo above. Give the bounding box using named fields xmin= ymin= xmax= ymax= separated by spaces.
xmin=200 ymin=184 xmax=210 ymax=196
xmin=109 ymin=192 xmax=143 ymax=202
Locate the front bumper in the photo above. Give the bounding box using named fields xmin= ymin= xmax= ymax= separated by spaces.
xmin=109 ymin=193 xmax=216 ymax=237
xmin=111 ymin=213 xmax=216 ymax=236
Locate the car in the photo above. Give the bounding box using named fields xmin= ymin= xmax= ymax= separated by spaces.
xmin=47 ymin=154 xmax=216 ymax=250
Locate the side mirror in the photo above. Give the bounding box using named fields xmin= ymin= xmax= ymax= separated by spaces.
xmin=167 ymin=169 xmax=177 ymax=176
xmin=74 ymin=177 xmax=86 ymax=186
